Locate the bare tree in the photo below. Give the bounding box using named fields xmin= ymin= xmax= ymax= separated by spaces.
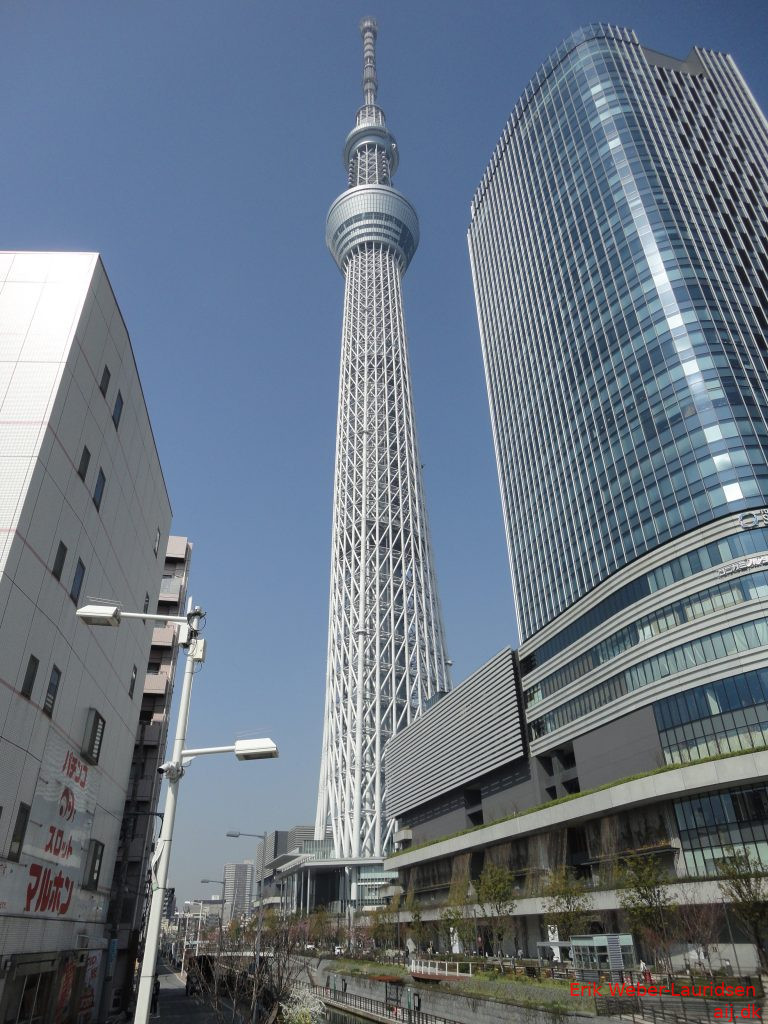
xmin=542 ymin=867 xmax=593 ymax=946
xmin=193 ymin=909 xmax=307 ymax=1023
xmin=370 ymin=902 xmax=398 ymax=951
xmin=406 ymin=892 xmax=427 ymax=955
xmin=618 ymin=855 xmax=678 ymax=975
xmin=308 ymin=907 xmax=332 ymax=950
xmin=476 ymin=862 xmax=517 ymax=968
xmin=439 ymin=881 xmax=477 ymax=956
xmin=677 ymin=894 xmax=722 ymax=976
xmin=260 ymin=910 xmax=307 ymax=1009
xmin=717 ymin=850 xmax=768 ymax=974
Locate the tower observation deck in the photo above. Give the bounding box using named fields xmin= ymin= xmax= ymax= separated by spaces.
xmin=316 ymin=18 xmax=451 ymax=861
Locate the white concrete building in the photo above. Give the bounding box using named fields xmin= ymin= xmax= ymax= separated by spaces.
xmin=0 ymin=253 xmax=172 ymax=1022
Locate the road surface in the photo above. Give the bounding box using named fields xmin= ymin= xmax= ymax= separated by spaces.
xmin=148 ymin=963 xmax=222 ymax=1022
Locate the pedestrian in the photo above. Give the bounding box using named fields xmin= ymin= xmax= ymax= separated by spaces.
xmin=151 ymin=975 xmax=160 ymax=1015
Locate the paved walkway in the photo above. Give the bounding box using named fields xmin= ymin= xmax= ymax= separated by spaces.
xmin=147 ymin=963 xmax=222 ymax=1022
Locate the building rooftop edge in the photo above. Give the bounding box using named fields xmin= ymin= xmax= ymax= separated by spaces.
xmin=386 ymin=748 xmax=768 ymax=869
xmin=468 ymin=23 xmax=720 ymax=219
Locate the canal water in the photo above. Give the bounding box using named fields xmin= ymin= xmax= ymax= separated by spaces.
xmin=326 ymin=1009 xmax=376 ymax=1024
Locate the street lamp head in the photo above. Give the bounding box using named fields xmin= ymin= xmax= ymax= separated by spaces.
xmin=76 ymin=604 xmax=122 ymax=626
xmin=234 ymin=738 xmax=278 ymax=761
xmin=226 ymin=831 xmax=241 ymax=838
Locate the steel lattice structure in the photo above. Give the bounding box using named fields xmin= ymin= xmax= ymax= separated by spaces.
xmin=315 ymin=18 xmax=451 ymax=861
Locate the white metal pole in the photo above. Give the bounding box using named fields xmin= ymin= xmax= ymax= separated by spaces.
xmin=134 ymin=610 xmax=202 ymax=1024
xmin=251 ymin=837 xmax=267 ymax=1024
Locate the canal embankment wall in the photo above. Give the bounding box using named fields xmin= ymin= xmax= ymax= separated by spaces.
xmin=307 ymin=960 xmax=602 ymax=1024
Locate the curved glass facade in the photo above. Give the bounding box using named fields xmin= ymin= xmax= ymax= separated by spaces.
xmin=520 ymin=525 xmax=768 ymax=676
xmin=675 ymin=783 xmax=768 ymax=875
xmin=654 ymin=669 xmax=768 ymax=764
xmin=529 ymin=614 xmax=768 ymax=739
xmin=526 ymin=568 xmax=768 ymax=707
xmin=469 ymin=24 xmax=768 ymax=642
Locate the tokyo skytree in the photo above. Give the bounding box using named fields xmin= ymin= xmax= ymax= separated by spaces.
xmin=315 ymin=17 xmax=451 ymax=862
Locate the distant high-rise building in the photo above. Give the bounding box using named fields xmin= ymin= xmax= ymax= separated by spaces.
xmin=223 ymin=861 xmax=254 ymax=923
xmin=315 ymin=18 xmax=451 ymax=870
xmin=0 ymin=253 xmax=172 ymax=1022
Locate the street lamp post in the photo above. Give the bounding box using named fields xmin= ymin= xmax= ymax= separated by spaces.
xmin=182 ymin=899 xmax=206 ymax=971
xmin=76 ymin=603 xmax=278 ymax=1024
xmin=226 ymin=830 xmax=267 ymax=1024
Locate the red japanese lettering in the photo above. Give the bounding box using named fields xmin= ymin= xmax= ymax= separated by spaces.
xmin=25 ymin=863 xmax=42 ymax=912
xmin=25 ymin=864 xmax=74 ymax=915
xmin=59 ymin=786 xmax=75 ymax=822
xmin=59 ymin=875 xmax=74 ymax=914
xmin=61 ymin=751 xmax=88 ymax=789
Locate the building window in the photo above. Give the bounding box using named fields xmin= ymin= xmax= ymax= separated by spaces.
xmin=99 ymin=365 xmax=111 ymax=396
xmin=528 ymin=570 xmax=768 ymax=707
xmin=77 ymin=446 xmax=91 ymax=481
xmin=654 ymin=669 xmax=768 ymax=765
xmin=154 ymin=527 xmax=161 ymax=558
xmin=82 ymin=708 xmax=106 ymax=765
xmin=675 ymin=783 xmax=768 ymax=876
xmin=70 ymin=559 xmax=86 ymax=604
xmin=8 ymin=803 xmax=30 ymax=862
xmin=528 ymin=614 xmax=768 ymax=740
xmin=129 ymin=665 xmax=137 ymax=699
xmin=93 ymin=469 xmax=106 ymax=511
xmin=43 ymin=665 xmax=61 ymax=716
xmin=112 ymin=391 xmax=123 ymax=429
xmin=52 ymin=541 xmax=67 ymax=581
xmin=20 ymin=655 xmax=39 ymax=699
xmin=82 ymin=839 xmax=105 ymax=891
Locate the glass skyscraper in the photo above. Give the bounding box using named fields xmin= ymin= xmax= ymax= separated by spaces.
xmin=381 ymin=29 xmax=768 ymax=962
xmin=470 ymin=25 xmax=768 ymax=767
xmin=470 ymin=24 xmax=768 ymax=644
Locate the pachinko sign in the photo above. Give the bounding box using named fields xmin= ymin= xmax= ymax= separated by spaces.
xmin=0 ymin=732 xmax=101 ymax=921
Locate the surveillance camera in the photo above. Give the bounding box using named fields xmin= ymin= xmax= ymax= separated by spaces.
xmin=157 ymin=762 xmax=173 ymax=775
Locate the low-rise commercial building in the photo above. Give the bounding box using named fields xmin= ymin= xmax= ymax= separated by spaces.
xmin=0 ymin=253 xmax=172 ymax=1021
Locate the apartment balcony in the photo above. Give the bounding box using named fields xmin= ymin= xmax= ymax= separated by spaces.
xmin=127 ymin=836 xmax=148 ymax=861
xmin=144 ymin=668 xmax=170 ymax=696
xmin=152 ymin=625 xmax=176 ymax=648
xmin=136 ymin=720 xmax=163 ymax=746
xmin=158 ymin=578 xmax=182 ymax=603
xmin=134 ymin=778 xmax=154 ymax=802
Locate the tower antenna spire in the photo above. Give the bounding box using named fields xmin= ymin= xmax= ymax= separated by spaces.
xmin=360 ymin=17 xmax=378 ymax=105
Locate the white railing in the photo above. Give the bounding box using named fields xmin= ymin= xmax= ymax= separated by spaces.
xmin=410 ymin=958 xmax=477 ymax=977
xmin=410 ymin=957 xmax=520 ymax=977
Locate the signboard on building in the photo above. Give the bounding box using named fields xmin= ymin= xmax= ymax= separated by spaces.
xmin=738 ymin=508 xmax=768 ymax=529
xmin=78 ymin=951 xmax=102 ymax=1023
xmin=0 ymin=733 xmax=106 ymax=923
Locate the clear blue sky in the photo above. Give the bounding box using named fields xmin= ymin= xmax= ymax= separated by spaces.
xmin=2 ymin=0 xmax=766 ymax=904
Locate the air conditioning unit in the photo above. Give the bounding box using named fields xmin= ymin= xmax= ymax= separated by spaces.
xmin=76 ymin=935 xmax=89 ymax=951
